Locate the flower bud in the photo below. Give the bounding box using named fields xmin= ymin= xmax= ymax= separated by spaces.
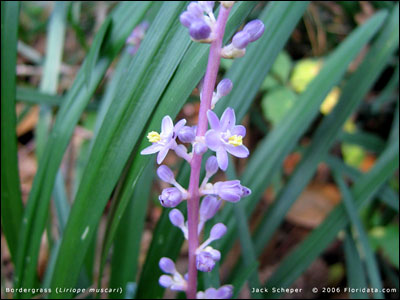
xmin=196 ymin=251 xmax=216 ymax=272
xmin=198 ymin=1 xmax=215 ymax=14
xmin=157 ymin=165 xmax=175 ymax=184
xmin=213 ymin=180 xmax=250 ymax=202
xmin=243 ymin=19 xmax=265 ymax=42
xmin=180 ymin=11 xmax=197 ymax=28
xmin=189 ymin=20 xmax=211 ymax=40
xmin=200 ymin=195 xmax=221 ymax=221
xmin=159 ymin=257 xmax=176 ymax=274
xmin=159 ymin=275 xmax=173 ymax=288
xmin=169 ymin=209 xmax=185 ymax=227
xmin=210 ymin=223 xmax=227 ymax=240
xmin=178 ymin=126 xmax=196 ymax=143
xmin=205 ymin=156 xmax=218 ymax=176
xmin=232 ymin=30 xmax=251 ymax=49
xmin=159 ymin=187 xmax=183 ymax=208
xmin=216 ymin=79 xmax=233 ymax=98
xmin=187 ymin=2 xmax=204 ymax=17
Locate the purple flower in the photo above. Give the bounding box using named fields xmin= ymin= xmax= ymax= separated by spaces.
xmin=169 ymin=209 xmax=188 ymax=239
xmin=213 ymin=180 xmax=251 ymax=202
xmin=205 ymin=156 xmax=219 ymax=177
xmin=199 ymin=195 xmax=221 ymax=222
xmin=196 ymin=247 xmax=221 ymax=272
xmin=232 ymin=30 xmax=251 ymax=49
xmin=141 ymin=116 xmax=186 ymax=164
xmin=189 ymin=20 xmax=212 ymax=40
xmin=197 ymin=285 xmax=234 ymax=299
xmin=243 ymin=19 xmax=265 ymax=42
xmin=178 ymin=126 xmax=196 ymax=143
xmin=198 ymin=1 xmax=215 ymax=14
xmin=157 ymin=165 xmax=175 ymax=184
xmin=205 ymin=107 xmax=249 ymax=170
xmin=159 ymin=257 xmax=176 ymax=274
xmin=159 ymin=187 xmax=184 ymax=208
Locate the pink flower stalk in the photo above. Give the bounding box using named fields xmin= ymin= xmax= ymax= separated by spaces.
xmin=141 ymin=1 xmax=264 ymax=298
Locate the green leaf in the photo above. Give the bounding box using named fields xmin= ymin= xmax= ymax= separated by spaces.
xmin=216 ymin=1 xmax=310 ymax=121
xmin=326 ymin=155 xmax=399 ymax=212
xmin=338 ymin=131 xmax=386 ymax=154
xmin=343 ymin=229 xmax=368 ymax=299
xmin=369 ymin=225 xmax=399 ymax=268
xmin=261 ymin=86 xmax=297 ymax=125
xmin=1 ymin=0 xmax=23 ymax=265
xmin=263 ymin=140 xmax=399 ymax=298
xmin=108 ymin=163 xmax=154 ymax=299
xmin=14 ymin=2 xmax=152 ymax=297
xmin=232 ymin=261 xmax=259 ymax=299
xmin=226 ymin=160 xmax=261 ymax=299
xmin=16 ymin=86 xmax=63 ymax=106
xmin=334 ymin=173 xmax=384 ymax=299
xmin=270 ymin=51 xmax=292 ymax=83
xmin=49 ymin=3 xmax=189 ymax=298
xmin=223 ymin=7 xmax=391 ymax=261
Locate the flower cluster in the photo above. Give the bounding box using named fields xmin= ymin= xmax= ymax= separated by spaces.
xmin=141 ymin=2 xmax=264 ymax=299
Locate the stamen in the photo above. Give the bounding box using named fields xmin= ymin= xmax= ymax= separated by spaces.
xmin=228 ymin=135 xmax=242 ymax=146
xmin=147 ymin=131 xmax=161 ymax=143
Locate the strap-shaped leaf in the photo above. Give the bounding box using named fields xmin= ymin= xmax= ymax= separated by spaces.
xmin=14 ymin=2 xmax=152 ymax=297
xmin=1 ymin=1 xmax=23 ymax=265
xmin=251 ymin=7 xmax=396 ymax=255
xmin=49 ymin=3 xmax=190 ymax=298
xmin=263 ymin=140 xmax=399 ymax=298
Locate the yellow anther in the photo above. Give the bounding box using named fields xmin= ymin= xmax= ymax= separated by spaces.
xmin=147 ymin=131 xmax=161 ymax=143
xmin=228 ymin=135 xmax=243 ymax=147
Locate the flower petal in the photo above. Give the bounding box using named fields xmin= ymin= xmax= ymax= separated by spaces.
xmin=216 ymin=147 xmax=228 ymax=171
xmin=225 ymin=144 xmax=249 ymax=158
xmin=231 ymin=125 xmax=246 ymax=137
xmin=207 ymin=110 xmax=220 ymax=130
xmin=220 ymin=107 xmax=235 ymax=131
xmin=157 ymin=146 xmax=170 ymax=164
xmin=174 ymin=119 xmax=187 ymax=134
xmin=161 ymin=115 xmax=174 ymax=137
xmin=205 ymin=129 xmax=222 ymax=151
xmin=141 ymin=143 xmax=163 ymax=155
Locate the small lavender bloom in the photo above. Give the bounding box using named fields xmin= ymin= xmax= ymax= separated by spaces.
xmin=205 ymin=156 xmax=219 ymax=177
xmin=159 ymin=275 xmax=174 ymax=288
xmin=159 ymin=257 xmax=176 ymax=274
xmin=216 ymin=79 xmax=233 ymax=98
xmin=187 ymin=2 xmax=204 ymax=17
xmin=209 ymin=223 xmax=227 ymax=240
xmin=178 ymin=126 xmax=196 ymax=143
xmin=198 ymin=1 xmax=215 ymax=14
xmin=232 ymin=30 xmax=251 ymax=49
xmin=213 ymin=180 xmax=251 ymax=202
xmin=180 ymin=11 xmax=197 ymax=28
xmin=169 ymin=209 xmax=185 ymax=227
xmin=189 ymin=20 xmax=212 ymax=40
xmin=141 ymin=116 xmax=186 ymax=164
xmin=197 ymin=285 xmax=234 ymax=299
xmin=199 ymin=195 xmax=221 ymax=221
xmin=205 ymin=107 xmax=249 ymax=170
xmin=159 ymin=187 xmax=183 ymax=208
xmin=243 ymin=19 xmax=265 ymax=42
xmin=196 ymin=250 xmax=216 ymax=272
xmin=157 ymin=165 xmax=175 ymax=184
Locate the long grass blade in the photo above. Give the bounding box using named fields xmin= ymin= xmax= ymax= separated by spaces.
xmin=334 ymin=172 xmax=384 ymax=299
xmin=262 ymin=140 xmax=399 ymax=298
xmin=14 ymin=2 xmax=152 ymax=296
xmin=1 ymin=0 xmax=23 ymax=265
